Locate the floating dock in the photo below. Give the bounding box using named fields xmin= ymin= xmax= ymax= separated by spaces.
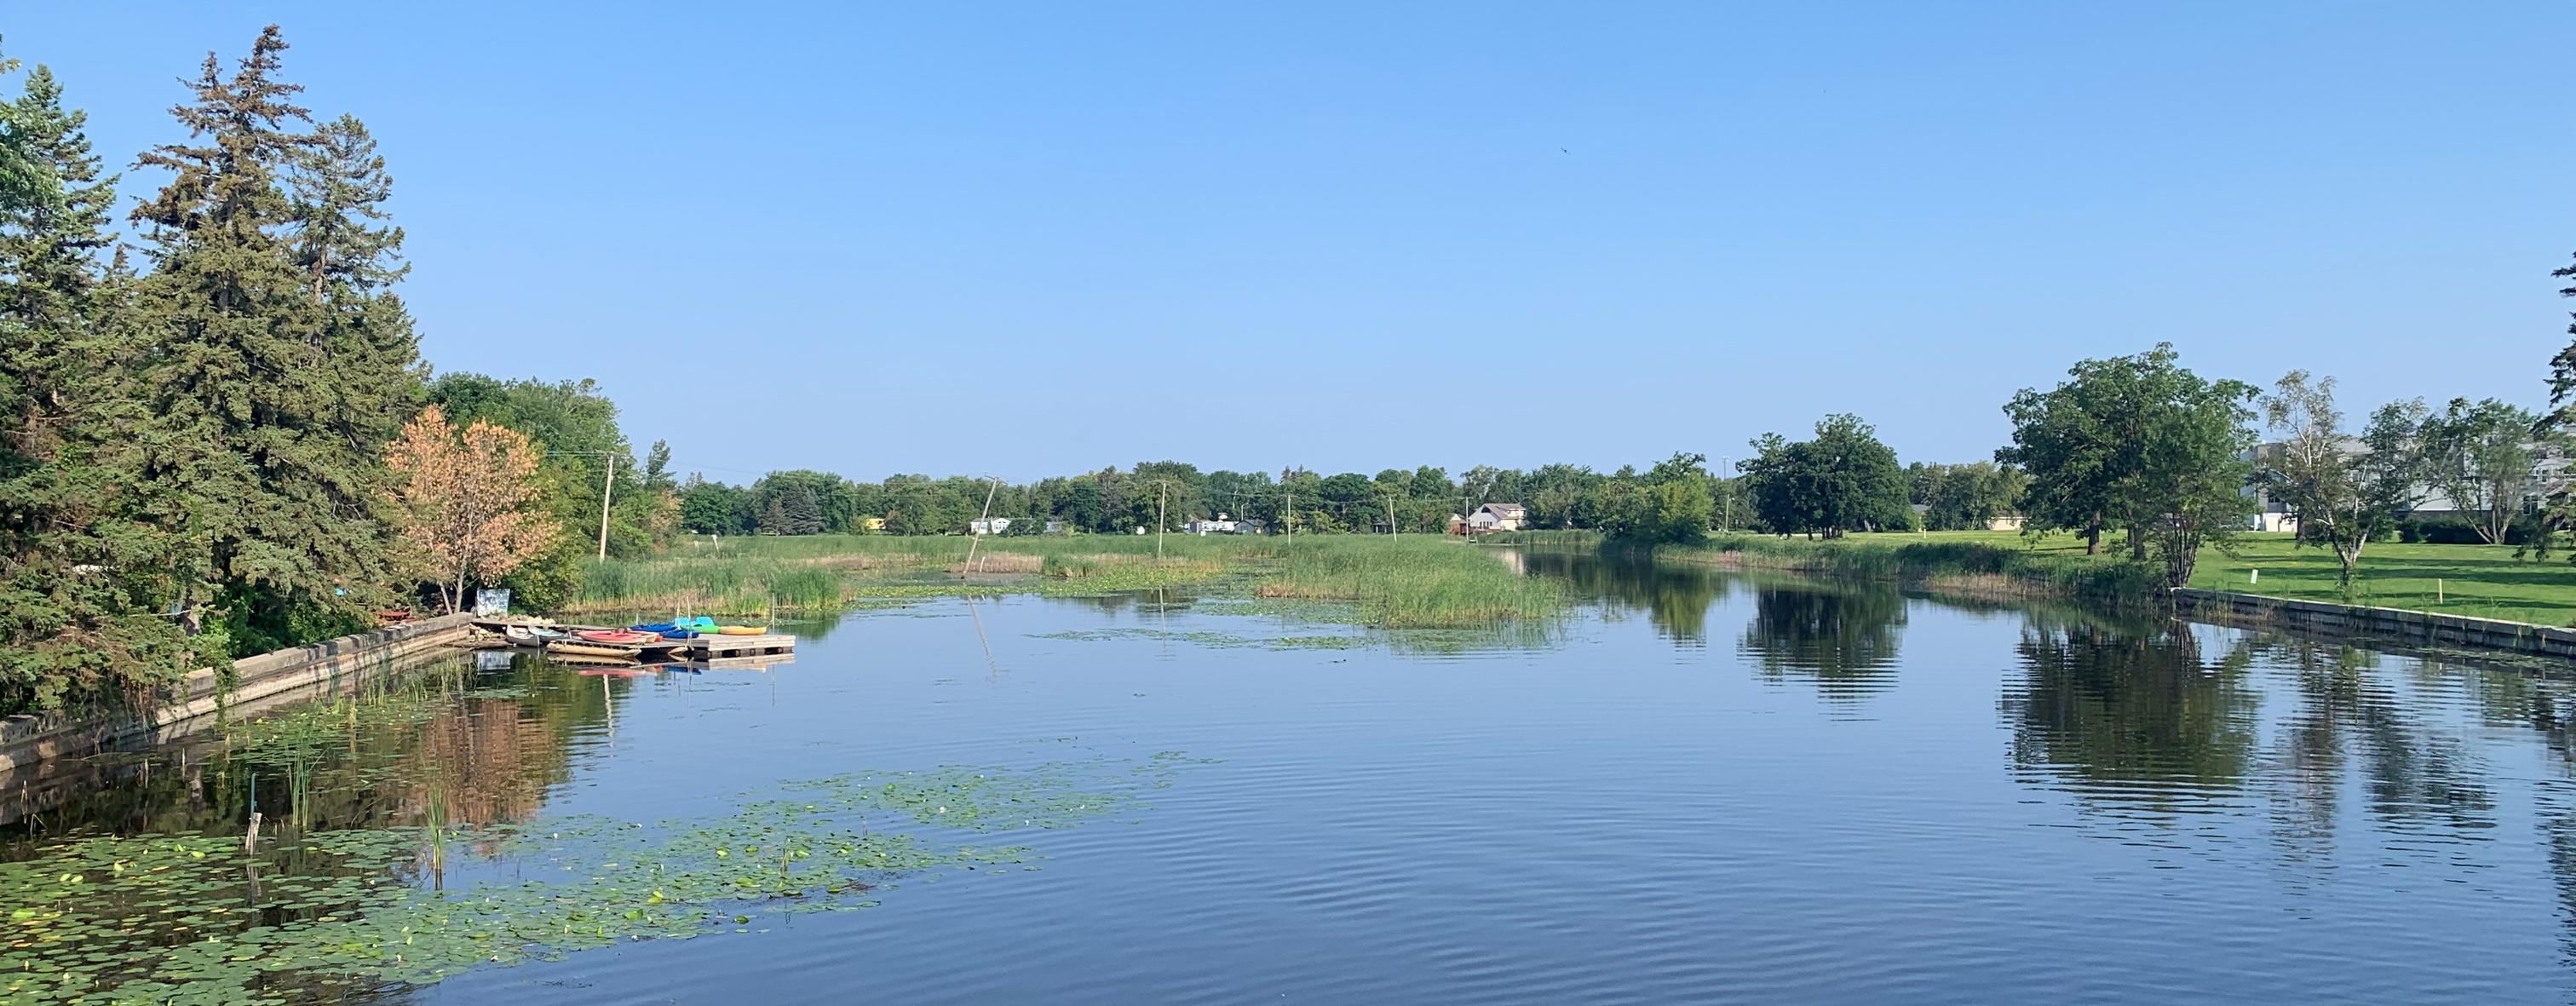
xmin=464 ymin=618 xmax=796 ymax=664
xmin=683 ymin=633 xmax=796 ymax=659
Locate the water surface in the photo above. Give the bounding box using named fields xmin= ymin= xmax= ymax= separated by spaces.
xmin=14 ymin=550 xmax=2576 ymax=1003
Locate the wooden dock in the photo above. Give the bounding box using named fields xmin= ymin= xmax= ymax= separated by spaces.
xmin=683 ymin=633 xmax=796 ymax=658
xmin=464 ymin=618 xmax=796 ymax=664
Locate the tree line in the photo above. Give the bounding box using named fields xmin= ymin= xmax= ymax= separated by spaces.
xmin=0 ymin=29 xmax=673 ymax=714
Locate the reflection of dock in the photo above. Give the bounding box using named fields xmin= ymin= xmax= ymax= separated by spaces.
xmin=693 ymin=653 xmax=796 ymax=672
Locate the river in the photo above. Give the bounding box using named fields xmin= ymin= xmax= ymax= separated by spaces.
xmin=9 ymin=549 xmax=2576 ymax=1003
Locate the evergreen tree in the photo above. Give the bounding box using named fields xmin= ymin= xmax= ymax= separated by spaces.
xmin=0 ymin=59 xmax=193 ymax=710
xmin=290 ymin=112 xmax=422 ymax=454
xmin=778 ymin=486 xmax=825 ymax=535
xmin=127 ymin=26 xmax=390 ymax=650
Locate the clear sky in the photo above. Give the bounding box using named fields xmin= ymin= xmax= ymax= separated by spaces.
xmin=11 ymin=3 xmax=2573 ymax=483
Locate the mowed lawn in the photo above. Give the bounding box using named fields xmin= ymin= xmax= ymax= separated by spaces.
xmin=2190 ymin=536 xmax=2576 ymax=627
xmin=1838 ymin=529 xmax=2576 ymax=627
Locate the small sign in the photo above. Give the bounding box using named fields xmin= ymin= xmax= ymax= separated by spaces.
xmin=472 ymin=589 xmax=512 ymax=617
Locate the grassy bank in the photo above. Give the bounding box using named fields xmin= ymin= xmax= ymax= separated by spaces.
xmin=568 ymin=533 xmax=1558 ymax=629
xmin=1652 ymin=529 xmax=2576 ymax=627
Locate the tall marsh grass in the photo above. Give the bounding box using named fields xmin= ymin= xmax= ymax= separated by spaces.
xmin=1258 ymin=537 xmax=1563 ymax=628
xmin=568 ymin=533 xmax=1556 ymax=628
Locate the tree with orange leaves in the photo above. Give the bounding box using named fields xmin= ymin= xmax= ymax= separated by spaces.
xmin=386 ymin=405 xmax=558 ymax=613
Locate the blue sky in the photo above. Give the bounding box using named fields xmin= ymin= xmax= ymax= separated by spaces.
xmin=11 ymin=3 xmax=2573 ymax=483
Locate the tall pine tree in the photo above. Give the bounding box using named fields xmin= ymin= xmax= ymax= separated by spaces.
xmin=0 ymin=59 xmax=193 ymax=711
xmin=128 ymin=26 xmax=402 ymax=652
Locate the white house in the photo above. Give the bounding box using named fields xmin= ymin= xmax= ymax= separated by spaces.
xmin=1465 ymin=503 xmax=1527 ymax=533
xmin=1187 ymin=513 xmax=1239 ymax=535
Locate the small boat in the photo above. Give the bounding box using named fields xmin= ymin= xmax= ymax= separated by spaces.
xmin=630 ymin=622 xmax=698 ymax=640
xmin=577 ymin=629 xmax=660 ymax=646
xmin=716 ymin=625 xmax=768 ymax=635
xmin=503 ymin=624 xmax=568 ymax=647
xmin=549 ymin=641 xmax=644 ymax=661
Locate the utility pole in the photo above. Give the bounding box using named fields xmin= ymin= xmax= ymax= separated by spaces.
xmin=1387 ymin=494 xmax=1398 ymax=537
xmin=596 ymin=458 xmax=615 ymax=560
xmin=1156 ymin=480 xmax=1167 ymax=562
xmin=1285 ymin=491 xmax=1292 ymax=543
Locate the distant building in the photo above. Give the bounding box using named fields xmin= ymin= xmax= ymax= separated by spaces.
xmin=1466 ymin=503 xmax=1527 ymax=533
xmin=2242 ymin=438 xmax=2571 ymax=533
xmin=1234 ymin=518 xmax=1268 ymax=535
xmin=969 ymin=516 xmax=1013 ymax=536
xmin=1187 ymin=514 xmax=1239 ymax=536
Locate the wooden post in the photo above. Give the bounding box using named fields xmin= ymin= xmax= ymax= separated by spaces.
xmin=1156 ymin=481 xmax=1167 ymax=562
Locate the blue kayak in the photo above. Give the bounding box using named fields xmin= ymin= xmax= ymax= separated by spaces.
xmin=630 ymin=622 xmax=699 ymax=639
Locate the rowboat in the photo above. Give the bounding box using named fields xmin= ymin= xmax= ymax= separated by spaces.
xmin=503 ymin=624 xmax=568 ymax=646
xmin=578 ymin=629 xmax=660 ymax=646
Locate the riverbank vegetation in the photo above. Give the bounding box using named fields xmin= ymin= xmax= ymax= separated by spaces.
xmin=568 ymin=534 xmax=1561 ymax=631
xmin=0 ymin=31 xmax=680 ymax=715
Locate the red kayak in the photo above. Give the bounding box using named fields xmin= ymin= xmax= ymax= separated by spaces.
xmin=576 ymin=629 xmax=661 ymax=646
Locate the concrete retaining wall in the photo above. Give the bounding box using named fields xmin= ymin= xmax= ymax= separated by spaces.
xmin=2169 ymin=589 xmax=2576 ymax=660
xmin=0 ymin=612 xmax=474 ymax=773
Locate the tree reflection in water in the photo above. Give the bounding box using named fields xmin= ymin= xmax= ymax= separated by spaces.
xmin=2000 ymin=613 xmax=2259 ymax=798
xmin=1509 ymin=548 xmax=1729 ymax=644
xmin=1736 ymin=583 xmax=1906 ymax=700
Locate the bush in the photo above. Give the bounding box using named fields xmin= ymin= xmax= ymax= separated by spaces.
xmin=2398 ymin=514 xmax=2542 ymax=545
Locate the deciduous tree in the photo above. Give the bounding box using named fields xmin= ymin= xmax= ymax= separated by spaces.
xmin=386 ymin=405 xmax=558 ymax=613
xmin=2418 ymin=398 xmax=2548 ymax=545
xmin=2253 ymin=372 xmax=2424 ymax=588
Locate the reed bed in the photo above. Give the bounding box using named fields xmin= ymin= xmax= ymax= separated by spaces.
xmin=1256 ymin=537 xmax=1563 ymax=629
xmin=567 ymin=533 xmax=1556 ymax=629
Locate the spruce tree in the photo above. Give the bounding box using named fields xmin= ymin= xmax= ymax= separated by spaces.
xmin=127 ymin=26 xmax=392 ymax=649
xmin=290 ymin=112 xmax=422 ymax=478
xmin=0 ymin=60 xmax=192 ymax=710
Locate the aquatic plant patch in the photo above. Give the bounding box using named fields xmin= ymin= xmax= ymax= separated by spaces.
xmin=0 ymin=757 xmax=1205 ymax=1004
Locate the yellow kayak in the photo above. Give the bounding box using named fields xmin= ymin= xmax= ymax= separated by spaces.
xmin=717 ymin=625 xmax=768 ymax=635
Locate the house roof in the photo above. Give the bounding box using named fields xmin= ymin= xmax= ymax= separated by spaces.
xmin=1480 ymin=503 xmax=1527 ymax=515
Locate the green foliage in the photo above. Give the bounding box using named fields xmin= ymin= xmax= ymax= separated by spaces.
xmin=1598 ymin=452 xmax=1716 ymax=544
xmin=1907 ymin=461 xmax=2026 ymax=531
xmin=1739 ymin=414 xmax=1912 ymax=538
xmin=2001 ymin=343 xmax=2255 ymax=583
xmin=2253 ymin=372 xmax=2426 ymax=587
xmin=0 ymin=56 xmax=199 ymax=713
xmin=2418 ymin=397 xmax=2548 ymax=546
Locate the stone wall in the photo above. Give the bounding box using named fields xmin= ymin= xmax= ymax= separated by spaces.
xmin=2168 ymin=589 xmax=2576 ymax=659
xmin=0 ymin=612 xmax=474 ymax=773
